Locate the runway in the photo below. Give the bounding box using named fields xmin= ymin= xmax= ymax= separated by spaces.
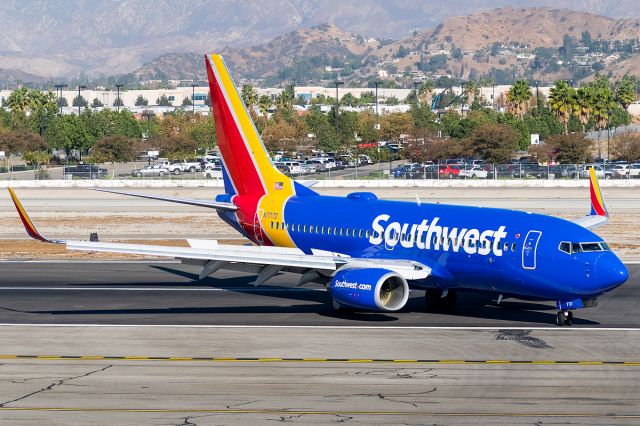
xmin=0 ymin=262 xmax=639 ymax=424
xmin=0 ymin=261 xmax=638 ymax=327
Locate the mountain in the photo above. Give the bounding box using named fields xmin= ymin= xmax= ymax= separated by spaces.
xmin=2 ymin=0 xmax=640 ymax=81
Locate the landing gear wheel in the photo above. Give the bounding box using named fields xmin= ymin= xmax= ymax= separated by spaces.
xmin=556 ymin=310 xmax=573 ymax=326
xmin=425 ymin=289 xmax=457 ymax=312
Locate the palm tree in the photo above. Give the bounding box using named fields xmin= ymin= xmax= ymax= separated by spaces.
xmin=258 ymin=95 xmax=272 ymax=116
xmin=574 ymin=87 xmax=593 ymax=132
xmin=548 ymin=80 xmax=577 ymax=134
xmin=7 ymin=87 xmax=30 ymax=115
xmin=506 ymin=79 xmax=532 ymax=118
xmin=241 ymin=84 xmax=258 ymax=110
xmin=417 ymin=80 xmax=434 ymax=105
xmin=614 ymin=75 xmax=637 ymax=111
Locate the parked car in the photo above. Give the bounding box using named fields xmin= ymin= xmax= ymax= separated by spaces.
xmin=391 ymin=163 xmax=420 ymax=178
xmin=630 ymin=164 xmax=640 ymax=178
xmin=180 ymin=160 xmax=203 ymax=173
xmin=438 ymin=164 xmax=462 ymax=179
xmin=63 ymin=164 xmax=108 ymax=179
xmin=459 ymin=167 xmax=488 ymax=179
xmin=409 ymin=165 xmax=439 ymax=179
xmin=611 ymin=164 xmax=631 ymax=179
xmin=203 ymin=164 xmax=223 ymax=179
xmin=156 ymin=160 xmax=183 ymax=175
xmin=131 ymin=165 xmax=170 ymax=177
xmin=282 ymin=161 xmax=303 ymax=175
xmin=578 ymin=165 xmax=612 ymax=180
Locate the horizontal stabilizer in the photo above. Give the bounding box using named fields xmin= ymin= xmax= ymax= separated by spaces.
xmin=93 ymin=188 xmax=237 ymax=211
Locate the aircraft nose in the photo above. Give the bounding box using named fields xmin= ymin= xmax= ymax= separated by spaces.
xmin=595 ymin=253 xmax=629 ymax=292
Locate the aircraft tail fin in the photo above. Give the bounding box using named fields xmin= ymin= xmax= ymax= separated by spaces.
xmin=589 ymin=167 xmax=608 ymax=217
xmin=204 ymin=54 xmax=317 ymax=198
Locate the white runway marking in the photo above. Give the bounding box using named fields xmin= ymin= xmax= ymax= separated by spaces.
xmin=0 ymin=287 xmax=324 ymax=292
xmin=0 ymin=324 xmax=638 ymax=331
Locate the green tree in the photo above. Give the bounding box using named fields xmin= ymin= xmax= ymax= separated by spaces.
xmin=156 ymin=95 xmax=173 ymax=106
xmin=113 ymin=97 xmax=124 ymax=107
xmin=135 ymin=95 xmax=148 ymax=106
xmin=45 ymin=114 xmax=92 ymax=154
xmin=612 ymin=132 xmax=640 ymax=162
xmin=574 ymin=87 xmax=593 ymax=132
xmin=615 ymin=75 xmax=637 ymax=110
xmin=548 ymin=80 xmax=577 ymax=134
xmin=91 ymin=98 xmax=104 ymax=108
xmin=241 ymin=84 xmax=258 ymax=109
xmin=22 ymin=150 xmax=50 ymax=166
xmin=182 ymin=97 xmax=193 ymax=106
xmin=505 ymin=79 xmax=532 ymax=118
xmin=384 ymin=95 xmax=400 ymax=106
xmin=72 ymin=95 xmax=88 ymax=108
xmin=258 ymin=95 xmax=272 ymax=116
xmin=7 ymin=87 xmax=30 ymax=115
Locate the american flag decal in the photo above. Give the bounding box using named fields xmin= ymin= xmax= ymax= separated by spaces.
xmin=275 ymin=182 xmax=284 ymax=190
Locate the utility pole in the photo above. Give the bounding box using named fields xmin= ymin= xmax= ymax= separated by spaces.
xmin=77 ymin=85 xmax=86 ymax=115
xmin=54 ymin=84 xmax=67 ymax=114
xmin=535 ymin=81 xmax=541 ymax=113
xmin=191 ymin=83 xmax=197 ymax=115
xmin=115 ymin=84 xmax=124 ymax=112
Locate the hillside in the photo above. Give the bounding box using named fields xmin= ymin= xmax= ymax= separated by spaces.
xmin=1 ymin=0 xmax=640 ymax=82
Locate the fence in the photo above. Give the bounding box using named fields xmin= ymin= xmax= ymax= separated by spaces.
xmin=0 ymin=161 xmax=636 ymax=181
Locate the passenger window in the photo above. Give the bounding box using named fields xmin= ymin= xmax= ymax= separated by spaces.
xmin=321 ymin=226 xmax=325 ymax=234
xmin=559 ymin=242 xmax=571 ymax=254
xmin=270 ymin=221 xmax=274 ymax=229
xmin=366 ymin=230 xmax=371 ymax=238
xmin=503 ymin=242 xmax=509 ymax=251
xmin=511 ymin=243 xmax=517 ymax=252
xmin=283 ymin=223 xmax=288 ymax=230
xmin=275 ymin=222 xmax=279 ymax=230
xmin=359 ymin=229 xmax=364 ymax=238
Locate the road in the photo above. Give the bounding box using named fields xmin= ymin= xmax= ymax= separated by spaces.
xmin=0 ymin=261 xmax=638 ymax=424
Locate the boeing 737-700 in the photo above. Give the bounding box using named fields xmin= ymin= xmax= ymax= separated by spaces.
xmin=8 ymin=54 xmax=629 ymax=326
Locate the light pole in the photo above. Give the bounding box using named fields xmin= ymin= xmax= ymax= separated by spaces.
xmin=492 ymin=84 xmax=495 ymax=111
xmin=460 ymin=82 xmax=466 ymax=116
xmin=77 ymin=85 xmax=86 ymax=115
xmin=535 ymin=81 xmax=541 ymax=113
xmin=54 ymin=84 xmax=67 ymax=114
xmin=334 ymin=80 xmax=344 ymax=135
xmin=413 ymin=81 xmax=420 ymax=104
xmin=607 ymin=109 xmax=613 ymax=160
xmin=191 ymin=83 xmax=197 ymax=115
xmin=374 ymin=81 xmax=382 ymax=175
xmin=115 ymin=84 xmax=124 ymax=112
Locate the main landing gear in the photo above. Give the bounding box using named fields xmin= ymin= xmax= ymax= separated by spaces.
xmin=556 ymin=310 xmax=574 ymax=326
xmin=425 ymin=289 xmax=457 ymax=312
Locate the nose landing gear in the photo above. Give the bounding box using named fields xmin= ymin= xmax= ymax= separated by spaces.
xmin=556 ymin=310 xmax=574 ymax=326
xmin=425 ymin=289 xmax=457 ymax=312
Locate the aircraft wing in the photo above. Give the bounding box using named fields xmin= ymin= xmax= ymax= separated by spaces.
xmin=7 ymin=188 xmax=430 ymax=283
xmin=93 ymin=188 xmax=237 ymax=211
xmin=570 ymin=167 xmax=609 ymax=230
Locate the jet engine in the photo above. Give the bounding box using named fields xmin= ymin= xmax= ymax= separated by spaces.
xmin=329 ymin=268 xmax=409 ymax=312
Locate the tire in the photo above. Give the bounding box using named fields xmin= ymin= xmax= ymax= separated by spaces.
xmin=173 ymin=169 xmax=180 ymax=175
xmin=189 ymin=166 xmax=196 ymax=173
xmin=159 ymin=171 xmax=165 ymax=177
xmin=605 ymin=174 xmax=611 ymax=180
xmin=134 ymin=172 xmax=142 ymax=177
xmin=626 ymin=173 xmax=630 ymax=179
xmin=556 ymin=312 xmax=566 ymax=326
xmin=448 ymin=173 xmax=453 ymax=179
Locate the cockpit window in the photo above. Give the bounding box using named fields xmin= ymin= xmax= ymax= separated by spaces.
xmin=581 ymin=242 xmax=604 ymax=252
xmin=559 ymin=241 xmax=610 ymax=254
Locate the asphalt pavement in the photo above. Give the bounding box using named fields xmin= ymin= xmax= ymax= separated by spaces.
xmin=0 ymin=261 xmax=637 ymax=327
xmin=0 ymin=261 xmax=639 ymax=424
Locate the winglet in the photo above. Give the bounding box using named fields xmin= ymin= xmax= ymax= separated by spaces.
xmin=7 ymin=188 xmax=51 ymax=242
xmin=589 ymin=167 xmax=608 ymax=217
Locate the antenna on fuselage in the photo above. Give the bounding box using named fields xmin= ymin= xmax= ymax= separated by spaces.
xmin=415 ymin=194 xmax=422 ymax=206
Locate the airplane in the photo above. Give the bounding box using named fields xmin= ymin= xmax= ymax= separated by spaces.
xmin=8 ymin=54 xmax=629 ymax=326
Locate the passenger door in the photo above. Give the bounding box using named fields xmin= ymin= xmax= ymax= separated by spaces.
xmin=522 ymin=231 xmax=542 ymax=270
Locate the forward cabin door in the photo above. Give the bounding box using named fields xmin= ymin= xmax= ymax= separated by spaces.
xmin=522 ymin=230 xmax=542 ymax=270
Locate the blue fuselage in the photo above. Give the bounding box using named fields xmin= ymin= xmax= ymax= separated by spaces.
xmin=220 ymin=192 xmax=628 ymax=302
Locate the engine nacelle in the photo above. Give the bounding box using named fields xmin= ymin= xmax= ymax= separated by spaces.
xmin=330 ymin=268 xmax=409 ymax=312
